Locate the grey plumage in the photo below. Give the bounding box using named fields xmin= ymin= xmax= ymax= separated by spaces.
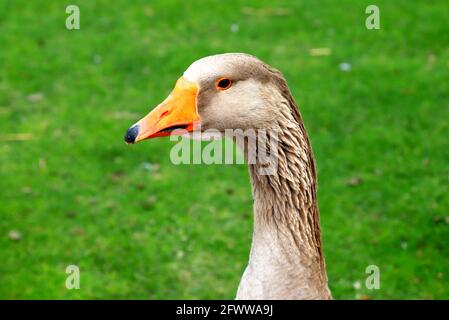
xmin=184 ymin=53 xmax=331 ymax=299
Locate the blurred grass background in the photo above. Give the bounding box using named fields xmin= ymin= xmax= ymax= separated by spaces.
xmin=0 ymin=0 xmax=448 ymax=299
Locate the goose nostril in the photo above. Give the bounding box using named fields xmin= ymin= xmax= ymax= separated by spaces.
xmin=159 ymin=110 xmax=170 ymax=119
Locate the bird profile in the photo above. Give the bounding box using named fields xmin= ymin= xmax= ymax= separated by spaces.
xmin=125 ymin=53 xmax=332 ymax=300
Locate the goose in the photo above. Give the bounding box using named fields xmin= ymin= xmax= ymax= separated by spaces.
xmin=124 ymin=53 xmax=332 ymax=300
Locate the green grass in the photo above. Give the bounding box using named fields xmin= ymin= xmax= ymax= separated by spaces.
xmin=1 ymin=0 xmax=448 ymax=299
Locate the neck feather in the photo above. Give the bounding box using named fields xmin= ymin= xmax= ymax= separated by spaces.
xmin=236 ymin=81 xmax=331 ymax=299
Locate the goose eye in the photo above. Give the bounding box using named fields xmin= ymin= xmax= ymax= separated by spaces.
xmin=215 ymin=78 xmax=232 ymax=91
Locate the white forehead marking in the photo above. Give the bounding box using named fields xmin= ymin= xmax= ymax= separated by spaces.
xmin=183 ymin=55 xmax=219 ymax=82
xmin=182 ymin=53 xmax=262 ymax=83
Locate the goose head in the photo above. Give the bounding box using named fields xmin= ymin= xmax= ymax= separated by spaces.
xmin=124 ymin=53 xmax=292 ymax=143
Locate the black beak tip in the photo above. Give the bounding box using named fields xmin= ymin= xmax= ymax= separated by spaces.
xmin=124 ymin=125 xmax=140 ymax=144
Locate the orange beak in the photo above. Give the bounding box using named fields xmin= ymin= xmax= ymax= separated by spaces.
xmin=124 ymin=76 xmax=200 ymax=143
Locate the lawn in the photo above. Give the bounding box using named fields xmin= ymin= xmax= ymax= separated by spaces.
xmin=0 ymin=0 xmax=448 ymax=299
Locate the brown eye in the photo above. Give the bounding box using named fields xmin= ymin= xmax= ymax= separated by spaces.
xmin=215 ymin=78 xmax=232 ymax=91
